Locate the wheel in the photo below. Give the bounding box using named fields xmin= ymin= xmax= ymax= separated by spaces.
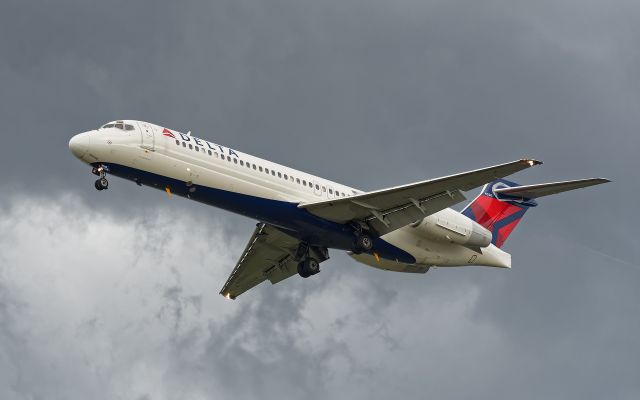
xmin=297 ymin=262 xmax=310 ymax=278
xmin=354 ymin=234 xmax=373 ymax=252
xmin=95 ymin=177 xmax=109 ymax=191
xmin=297 ymin=258 xmax=320 ymax=278
xmin=306 ymin=258 xmax=320 ymax=275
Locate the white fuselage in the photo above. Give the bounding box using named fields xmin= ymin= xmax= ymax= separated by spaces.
xmin=69 ymin=120 xmax=511 ymax=272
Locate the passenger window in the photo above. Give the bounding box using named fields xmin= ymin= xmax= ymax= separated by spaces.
xmin=322 ymin=186 xmax=326 ymax=192
xmin=208 ymin=150 xmax=212 ymax=155
xmin=259 ymin=166 xmax=263 ymax=172
xmin=195 ymin=146 xmax=199 ymax=152
xmin=240 ymin=160 xmax=244 ymax=166
xmin=175 ymin=140 xmax=180 ymax=145
xmin=329 ymin=189 xmax=333 ymax=194
xmin=182 ymin=142 xmax=186 ymax=147
xmin=277 ymin=172 xmax=282 ymax=178
xmin=227 ymin=156 xmax=231 ymax=161
xmin=284 ymin=174 xmax=288 ymax=180
xmin=189 ymin=144 xmax=193 ymax=149
xmin=233 ymin=158 xmax=237 ymax=164
xmin=296 ymin=178 xmax=300 ymax=184
xmin=315 ymin=184 xmax=319 ymax=190
xmin=303 ymin=180 xmax=306 ymax=186
xmin=271 ymin=170 xmax=275 ymax=176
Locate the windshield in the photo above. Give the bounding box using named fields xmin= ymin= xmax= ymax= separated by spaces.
xmin=101 ymin=121 xmax=135 ymax=131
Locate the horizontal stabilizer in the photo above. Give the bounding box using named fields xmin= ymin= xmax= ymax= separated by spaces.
xmin=493 ymin=178 xmax=610 ymax=200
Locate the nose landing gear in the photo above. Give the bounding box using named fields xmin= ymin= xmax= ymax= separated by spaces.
xmin=92 ymin=165 xmax=109 ymax=191
xmin=94 ymin=177 xmax=109 ymax=191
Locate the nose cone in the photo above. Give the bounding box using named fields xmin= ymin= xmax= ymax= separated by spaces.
xmin=69 ymin=132 xmax=90 ymax=159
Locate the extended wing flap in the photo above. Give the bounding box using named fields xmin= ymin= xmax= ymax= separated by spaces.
xmin=220 ymin=223 xmax=301 ymax=299
xmin=493 ymin=178 xmax=610 ymax=199
xmin=300 ymin=159 xmax=541 ymax=235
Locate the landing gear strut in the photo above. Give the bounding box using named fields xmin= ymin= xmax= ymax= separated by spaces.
xmin=92 ymin=165 xmax=109 ymax=191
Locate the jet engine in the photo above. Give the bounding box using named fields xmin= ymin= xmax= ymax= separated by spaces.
xmin=411 ymin=209 xmax=492 ymax=248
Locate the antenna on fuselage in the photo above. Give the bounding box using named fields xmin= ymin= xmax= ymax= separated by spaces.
xmin=186 ymin=131 xmax=192 ymax=136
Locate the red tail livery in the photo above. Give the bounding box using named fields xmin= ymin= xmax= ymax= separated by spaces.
xmin=462 ymin=179 xmax=537 ymax=248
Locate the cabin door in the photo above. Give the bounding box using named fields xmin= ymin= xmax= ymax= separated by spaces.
xmin=138 ymin=122 xmax=155 ymax=152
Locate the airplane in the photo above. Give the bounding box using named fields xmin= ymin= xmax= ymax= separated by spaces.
xmin=69 ymin=120 xmax=609 ymax=299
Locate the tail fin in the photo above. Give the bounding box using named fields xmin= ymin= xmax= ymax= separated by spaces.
xmin=462 ymin=177 xmax=609 ymax=248
xmin=461 ymin=179 xmax=534 ymax=248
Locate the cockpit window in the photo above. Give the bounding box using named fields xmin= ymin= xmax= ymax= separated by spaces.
xmin=101 ymin=122 xmax=135 ymax=131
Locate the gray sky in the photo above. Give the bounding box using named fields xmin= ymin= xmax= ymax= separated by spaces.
xmin=1 ymin=0 xmax=638 ymax=399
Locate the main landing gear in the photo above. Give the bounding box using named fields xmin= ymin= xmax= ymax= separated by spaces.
xmin=295 ymin=242 xmax=328 ymax=278
xmin=92 ymin=165 xmax=109 ymax=191
xmin=297 ymin=258 xmax=320 ymax=278
xmin=352 ymin=232 xmax=374 ymax=254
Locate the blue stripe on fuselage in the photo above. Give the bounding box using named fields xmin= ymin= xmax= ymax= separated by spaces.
xmin=99 ymin=163 xmax=416 ymax=264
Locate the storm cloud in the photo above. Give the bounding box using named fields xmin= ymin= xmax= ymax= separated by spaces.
xmin=0 ymin=0 xmax=638 ymax=399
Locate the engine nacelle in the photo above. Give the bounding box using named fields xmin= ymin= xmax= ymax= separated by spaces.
xmin=411 ymin=209 xmax=492 ymax=248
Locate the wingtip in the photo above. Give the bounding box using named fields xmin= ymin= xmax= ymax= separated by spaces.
xmin=522 ymin=158 xmax=543 ymax=166
xmin=578 ymin=177 xmax=611 ymax=185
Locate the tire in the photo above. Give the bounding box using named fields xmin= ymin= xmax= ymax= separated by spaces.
xmin=99 ymin=177 xmax=109 ymax=189
xmin=306 ymin=258 xmax=320 ymax=274
xmin=297 ymin=258 xmax=320 ymax=278
xmin=297 ymin=262 xmax=310 ymax=278
xmin=354 ymin=234 xmax=373 ymax=252
xmin=94 ymin=180 xmax=104 ymax=191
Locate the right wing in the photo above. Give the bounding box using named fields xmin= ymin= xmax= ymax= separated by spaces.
xmin=300 ymin=159 xmax=541 ymax=235
xmin=219 ymin=223 xmax=302 ymax=299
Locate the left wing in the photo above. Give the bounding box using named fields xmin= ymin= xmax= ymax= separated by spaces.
xmin=219 ymin=223 xmax=302 ymax=299
xmin=300 ymin=159 xmax=541 ymax=235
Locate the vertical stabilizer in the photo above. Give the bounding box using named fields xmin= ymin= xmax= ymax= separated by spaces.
xmin=461 ymin=179 xmax=536 ymax=248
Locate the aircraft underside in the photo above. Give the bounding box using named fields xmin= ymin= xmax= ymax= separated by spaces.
xmin=99 ymin=161 xmax=418 ymax=264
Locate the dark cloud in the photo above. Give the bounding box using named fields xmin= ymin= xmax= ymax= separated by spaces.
xmin=1 ymin=0 xmax=638 ymax=399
